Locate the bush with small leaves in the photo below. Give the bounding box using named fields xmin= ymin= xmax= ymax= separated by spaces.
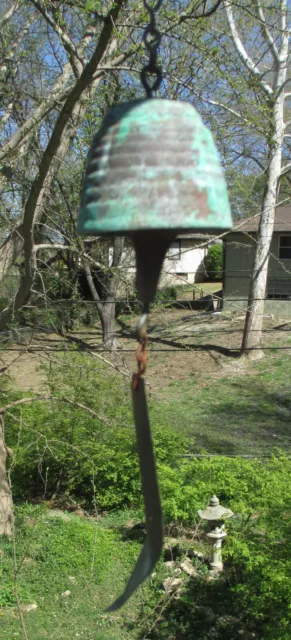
xmin=203 ymin=244 xmax=223 ymax=281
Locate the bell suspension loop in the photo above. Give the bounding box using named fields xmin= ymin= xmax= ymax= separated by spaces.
xmin=141 ymin=0 xmax=163 ymax=98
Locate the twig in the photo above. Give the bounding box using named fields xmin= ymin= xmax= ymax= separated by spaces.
xmin=89 ymin=349 xmax=130 ymax=379
xmin=0 ymin=396 xmax=109 ymax=424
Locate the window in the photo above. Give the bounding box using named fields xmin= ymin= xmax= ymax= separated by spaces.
xmin=279 ymin=236 xmax=291 ymax=260
xmin=167 ymin=240 xmax=181 ymax=260
xmin=267 ymin=279 xmax=291 ymax=299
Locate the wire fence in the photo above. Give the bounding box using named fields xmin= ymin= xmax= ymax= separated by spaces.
xmin=1 ymin=243 xmax=291 ymax=462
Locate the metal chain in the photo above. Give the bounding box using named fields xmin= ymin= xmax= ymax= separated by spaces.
xmin=141 ymin=0 xmax=163 ymax=98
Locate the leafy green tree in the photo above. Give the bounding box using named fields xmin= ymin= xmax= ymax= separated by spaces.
xmin=203 ymin=244 xmax=223 ymax=281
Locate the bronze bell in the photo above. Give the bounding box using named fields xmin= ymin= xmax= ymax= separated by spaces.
xmin=78 ymin=98 xmax=232 ymax=307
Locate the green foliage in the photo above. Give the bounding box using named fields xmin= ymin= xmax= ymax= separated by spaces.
xmin=155 ymin=285 xmax=177 ymax=303
xmin=203 ymin=244 xmax=223 ymax=281
xmin=0 ymin=504 xmax=151 ymax=639
xmin=116 ymin=286 xmax=177 ymax=317
xmin=5 ymin=352 xmax=291 ymax=638
xmin=158 ymin=454 xmax=291 ymax=523
xmin=7 ymin=356 xmax=189 ymax=510
xmin=144 ymin=455 xmax=291 ymax=639
xmin=5 ymin=458 xmax=291 ymax=638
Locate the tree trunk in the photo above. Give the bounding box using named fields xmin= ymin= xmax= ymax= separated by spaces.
xmin=0 ymin=225 xmax=24 ymax=284
xmin=241 ymin=136 xmax=283 ymax=359
xmin=100 ymin=296 xmax=119 ymax=349
xmin=0 ymin=415 xmax=13 ymax=536
xmin=241 ymin=15 xmax=288 ymax=359
xmin=100 ymin=237 xmax=124 ymax=349
xmin=83 ymin=260 xmax=120 ymax=349
xmin=83 ymin=238 xmax=125 ymax=348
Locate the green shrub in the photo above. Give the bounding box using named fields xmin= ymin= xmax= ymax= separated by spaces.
xmin=6 ymin=355 xmax=189 ymax=510
xmin=203 ymin=244 xmax=223 ymax=281
xmin=155 ymin=285 xmax=177 ymax=303
xmin=146 ymin=455 xmax=291 ymax=639
xmin=116 ymin=286 xmax=177 ymax=316
xmin=9 ymin=414 xmax=189 ymax=510
xmin=6 ymin=357 xmax=291 ymax=638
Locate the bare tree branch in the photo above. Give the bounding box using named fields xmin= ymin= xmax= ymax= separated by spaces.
xmin=29 ymin=0 xmax=84 ymax=77
xmin=0 ymin=396 xmax=109 ymax=424
xmin=280 ymin=163 xmax=291 ymax=176
xmin=0 ymin=1 xmax=20 ymax=30
xmin=224 ymin=0 xmax=273 ymax=96
xmin=0 ymin=16 xmax=99 ymax=165
xmin=0 ymin=1 xmax=126 ymax=330
xmin=255 ymin=0 xmax=279 ymax=63
xmin=168 ymin=72 xmax=264 ymax=133
xmin=0 ymin=15 xmax=34 ymax=77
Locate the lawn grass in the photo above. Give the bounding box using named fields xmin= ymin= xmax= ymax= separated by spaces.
xmin=2 ymin=332 xmax=291 ymax=638
xmin=152 ymin=349 xmax=291 ymax=456
xmin=0 ymin=505 xmax=163 ymax=639
xmin=3 ymin=462 xmax=291 ymax=639
xmin=175 ymin=282 xmax=222 ymax=300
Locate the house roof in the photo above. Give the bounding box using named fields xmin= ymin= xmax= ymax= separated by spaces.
xmin=231 ymin=205 xmax=291 ymax=234
xmin=84 ymin=233 xmax=215 ymax=242
xmin=176 ymin=233 xmax=214 ymax=240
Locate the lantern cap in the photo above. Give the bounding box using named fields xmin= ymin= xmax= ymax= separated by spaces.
xmin=198 ymin=495 xmax=234 ymax=521
xmin=78 ymin=98 xmax=232 ymax=237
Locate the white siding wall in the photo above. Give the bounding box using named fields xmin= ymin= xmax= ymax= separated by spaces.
xmin=161 ymin=239 xmax=207 ymax=285
xmin=109 ymin=238 xmax=209 ymax=288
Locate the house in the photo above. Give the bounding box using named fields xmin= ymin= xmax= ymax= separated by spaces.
xmin=86 ymin=233 xmax=216 ymax=290
xmin=223 ymin=205 xmax=291 ymax=317
xmin=161 ymin=233 xmax=214 ymax=286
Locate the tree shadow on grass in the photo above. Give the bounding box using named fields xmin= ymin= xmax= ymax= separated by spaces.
xmin=196 ymin=380 xmax=291 ymax=455
xmin=161 ymin=375 xmax=291 ymax=456
xmin=119 ymin=522 xmax=146 ymax=544
xmin=116 ymin=318 xmax=240 ymax=358
xmin=135 ymin=574 xmax=259 ymax=640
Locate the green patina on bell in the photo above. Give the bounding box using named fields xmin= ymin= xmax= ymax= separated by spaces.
xmin=78 ymin=98 xmax=232 ymax=237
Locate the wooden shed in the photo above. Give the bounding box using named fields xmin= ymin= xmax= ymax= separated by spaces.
xmin=223 ymin=206 xmax=291 ymax=317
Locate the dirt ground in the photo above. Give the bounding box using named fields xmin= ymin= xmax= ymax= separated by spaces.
xmin=1 ymin=307 xmax=290 ymax=392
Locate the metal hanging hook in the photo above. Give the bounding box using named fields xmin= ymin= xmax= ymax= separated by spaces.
xmin=141 ymin=0 xmax=163 ymax=97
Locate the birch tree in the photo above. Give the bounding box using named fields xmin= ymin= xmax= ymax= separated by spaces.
xmin=200 ymin=0 xmax=290 ymax=357
xmin=0 ymin=413 xmax=13 ymax=536
xmin=173 ymin=0 xmax=290 ymax=357
xmin=230 ymin=0 xmax=291 ymax=357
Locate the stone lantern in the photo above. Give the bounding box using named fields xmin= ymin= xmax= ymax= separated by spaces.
xmin=198 ymin=495 xmax=233 ymax=572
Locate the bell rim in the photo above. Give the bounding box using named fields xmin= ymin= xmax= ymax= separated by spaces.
xmin=77 ymin=225 xmax=232 ymax=237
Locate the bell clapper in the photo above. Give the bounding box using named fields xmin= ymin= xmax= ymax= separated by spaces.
xmin=107 ymin=306 xmax=163 ymax=613
xmin=132 ymin=312 xmax=149 ymax=391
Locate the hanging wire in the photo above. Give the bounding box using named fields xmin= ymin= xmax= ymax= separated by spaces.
xmin=141 ymin=0 xmax=163 ymax=97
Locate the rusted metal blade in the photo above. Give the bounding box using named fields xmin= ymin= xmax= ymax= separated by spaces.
xmin=107 ymin=376 xmax=163 ymax=611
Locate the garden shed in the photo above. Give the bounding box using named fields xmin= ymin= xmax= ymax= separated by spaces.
xmin=223 ymin=206 xmax=291 ymax=317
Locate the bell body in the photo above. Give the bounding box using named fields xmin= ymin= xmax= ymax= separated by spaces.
xmin=78 ymin=99 xmax=232 ymax=237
